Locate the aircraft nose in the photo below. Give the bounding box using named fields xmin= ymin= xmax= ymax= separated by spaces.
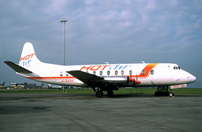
xmin=177 ymin=71 xmax=196 ymax=84
xmin=189 ymin=74 xmax=196 ymax=83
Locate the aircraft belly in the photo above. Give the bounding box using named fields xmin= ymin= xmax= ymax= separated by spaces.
xmin=149 ymin=77 xmax=179 ymax=86
xmin=137 ymin=78 xmax=154 ymax=86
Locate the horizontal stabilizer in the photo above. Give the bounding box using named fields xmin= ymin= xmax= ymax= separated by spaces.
xmin=67 ymin=70 xmax=103 ymax=83
xmin=4 ymin=61 xmax=32 ymax=73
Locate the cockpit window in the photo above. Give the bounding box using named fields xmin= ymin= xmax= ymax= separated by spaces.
xmin=173 ymin=66 xmax=181 ymax=70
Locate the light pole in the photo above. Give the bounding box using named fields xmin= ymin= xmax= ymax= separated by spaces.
xmin=60 ymin=18 xmax=68 ymax=66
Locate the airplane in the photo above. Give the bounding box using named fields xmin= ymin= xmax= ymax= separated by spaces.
xmin=4 ymin=42 xmax=196 ymax=97
xmin=0 ymin=82 xmax=5 ymax=86
xmin=0 ymin=82 xmax=5 ymax=88
xmin=47 ymin=84 xmax=63 ymax=89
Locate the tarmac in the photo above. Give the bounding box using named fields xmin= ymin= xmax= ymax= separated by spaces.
xmin=0 ymin=93 xmax=201 ymax=132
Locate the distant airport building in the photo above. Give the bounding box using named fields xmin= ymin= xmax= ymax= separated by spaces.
xmin=9 ymin=82 xmax=36 ymax=89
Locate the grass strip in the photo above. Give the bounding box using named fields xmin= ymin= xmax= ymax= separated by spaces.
xmin=0 ymin=88 xmax=201 ymax=95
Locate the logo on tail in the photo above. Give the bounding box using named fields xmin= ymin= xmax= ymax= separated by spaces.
xmin=19 ymin=53 xmax=35 ymax=67
xmin=18 ymin=42 xmax=40 ymax=68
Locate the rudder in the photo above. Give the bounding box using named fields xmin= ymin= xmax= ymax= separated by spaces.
xmin=19 ymin=42 xmax=41 ymax=70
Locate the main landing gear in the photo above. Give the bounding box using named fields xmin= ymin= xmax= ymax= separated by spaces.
xmin=93 ymin=87 xmax=116 ymax=97
xmin=96 ymin=90 xmax=104 ymax=97
xmin=154 ymin=86 xmax=174 ymax=97
xmin=169 ymin=89 xmax=174 ymax=97
xmin=92 ymin=87 xmax=104 ymax=97
xmin=107 ymin=90 xmax=114 ymax=97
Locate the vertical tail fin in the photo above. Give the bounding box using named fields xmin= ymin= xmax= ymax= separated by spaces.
xmin=1 ymin=82 xmax=5 ymax=86
xmin=19 ymin=42 xmax=41 ymax=71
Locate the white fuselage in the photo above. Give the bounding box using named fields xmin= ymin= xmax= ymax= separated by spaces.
xmin=22 ymin=62 xmax=196 ymax=87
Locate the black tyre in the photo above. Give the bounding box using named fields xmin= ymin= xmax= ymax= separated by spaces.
xmin=96 ymin=91 xmax=103 ymax=97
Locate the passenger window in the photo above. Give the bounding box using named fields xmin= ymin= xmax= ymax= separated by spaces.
xmin=142 ymin=70 xmax=145 ymax=75
xmin=115 ymin=70 xmax=118 ymax=75
xmin=65 ymin=71 xmax=68 ymax=76
xmin=129 ymin=70 xmax=132 ymax=75
xmin=93 ymin=71 xmax=96 ymax=75
xmin=60 ymin=72 xmax=63 ymax=76
xmin=121 ymin=70 xmax=124 ymax=75
xmin=150 ymin=70 xmax=154 ymax=75
xmin=99 ymin=71 xmax=103 ymax=76
xmin=107 ymin=70 xmax=110 ymax=75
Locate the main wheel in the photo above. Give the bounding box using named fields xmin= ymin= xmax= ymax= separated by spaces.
xmin=107 ymin=90 xmax=114 ymax=97
xmin=96 ymin=91 xmax=103 ymax=97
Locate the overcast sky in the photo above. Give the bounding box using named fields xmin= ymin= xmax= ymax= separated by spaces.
xmin=0 ymin=0 xmax=201 ymax=88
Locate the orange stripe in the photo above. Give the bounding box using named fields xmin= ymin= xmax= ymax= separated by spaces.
xmin=138 ymin=63 xmax=158 ymax=78
xmin=129 ymin=63 xmax=158 ymax=78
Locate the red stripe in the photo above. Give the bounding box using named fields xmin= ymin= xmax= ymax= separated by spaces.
xmin=27 ymin=76 xmax=76 ymax=80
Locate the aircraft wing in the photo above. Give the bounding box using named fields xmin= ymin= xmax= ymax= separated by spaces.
xmin=4 ymin=61 xmax=32 ymax=73
xmin=67 ymin=70 xmax=103 ymax=84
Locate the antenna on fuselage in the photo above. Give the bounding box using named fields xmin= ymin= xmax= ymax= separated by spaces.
xmin=105 ymin=62 xmax=109 ymax=64
xmin=141 ymin=61 xmax=145 ymax=64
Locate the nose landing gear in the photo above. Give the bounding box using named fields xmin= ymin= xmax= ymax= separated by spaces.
xmin=154 ymin=86 xmax=174 ymax=97
xmin=169 ymin=89 xmax=174 ymax=97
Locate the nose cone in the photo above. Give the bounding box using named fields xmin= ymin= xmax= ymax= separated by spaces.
xmin=189 ymin=74 xmax=196 ymax=83
xmin=176 ymin=70 xmax=196 ymax=84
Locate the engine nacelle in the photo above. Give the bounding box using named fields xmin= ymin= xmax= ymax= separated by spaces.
xmin=103 ymin=76 xmax=129 ymax=85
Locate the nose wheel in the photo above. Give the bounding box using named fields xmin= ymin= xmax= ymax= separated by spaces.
xmin=169 ymin=92 xmax=174 ymax=97
xmin=154 ymin=86 xmax=169 ymax=96
xmin=169 ymin=89 xmax=174 ymax=97
xmin=154 ymin=86 xmax=175 ymax=97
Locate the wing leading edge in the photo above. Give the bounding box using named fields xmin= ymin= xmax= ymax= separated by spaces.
xmin=67 ymin=70 xmax=130 ymax=87
xmin=67 ymin=70 xmax=103 ymax=84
